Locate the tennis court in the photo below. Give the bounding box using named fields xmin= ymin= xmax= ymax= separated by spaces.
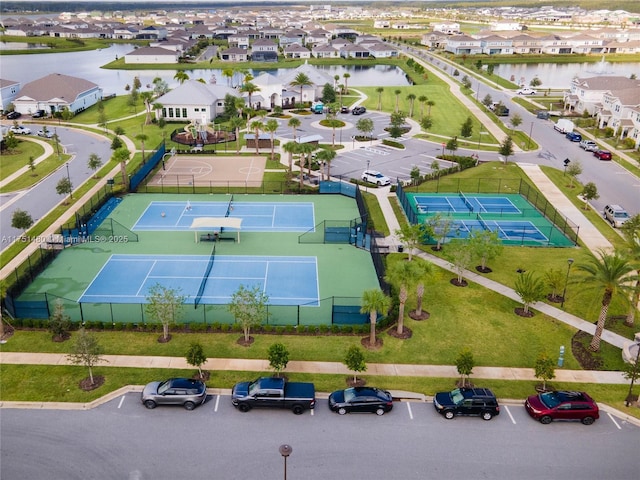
xmin=79 ymin=254 xmax=319 ymax=306
xmin=405 ymin=192 xmax=575 ymax=247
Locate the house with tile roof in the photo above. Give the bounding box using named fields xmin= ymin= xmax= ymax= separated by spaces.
xmin=13 ymin=73 xmax=102 ymax=115
xmin=155 ymin=80 xmax=240 ymax=122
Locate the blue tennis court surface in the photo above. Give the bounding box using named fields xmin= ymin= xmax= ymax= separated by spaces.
xmin=132 ymin=201 xmax=315 ymax=232
xmin=415 ymin=194 xmax=521 ymax=215
xmin=79 ymin=254 xmax=320 ymax=306
xmin=448 ymin=219 xmax=548 ymax=242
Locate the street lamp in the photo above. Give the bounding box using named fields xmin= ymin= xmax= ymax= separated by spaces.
xmin=527 ymin=121 xmax=534 ymax=150
xmin=65 ymin=162 xmax=73 ymax=199
xmin=560 ymin=258 xmax=574 ymax=308
xmin=279 ymin=444 xmax=292 ymax=480
xmin=476 ymin=130 xmax=488 ymax=155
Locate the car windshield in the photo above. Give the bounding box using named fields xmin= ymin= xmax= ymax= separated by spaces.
xmin=157 ymin=380 xmax=170 ymax=394
xmin=450 ymin=388 xmax=464 ymax=405
xmin=539 ymin=392 xmax=561 ymax=408
xmin=343 ymin=388 xmax=357 ymax=403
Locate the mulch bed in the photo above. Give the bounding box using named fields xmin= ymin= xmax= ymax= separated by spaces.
xmin=475 ymin=266 xmax=492 ymax=274
xmin=450 ymin=278 xmax=468 ymax=287
xmin=387 ymin=326 xmax=413 ymax=340
xmin=547 ymin=294 xmax=563 ymax=303
xmin=346 ymin=377 xmax=366 ymax=387
xmin=157 ymin=334 xmax=172 ymax=343
xmin=514 ymin=307 xmax=534 ymax=317
xmin=52 ymin=333 xmax=71 ymax=342
xmin=572 ymin=331 xmax=603 ymax=370
xmin=237 ymin=336 xmax=255 ymax=347
xmin=409 ymin=310 xmax=430 ymax=321
xmin=361 ymin=337 xmax=383 ymax=350
xmin=80 ymin=375 xmax=105 ymax=391
xmin=1 ymin=325 xmax=16 ymax=342
xmin=193 ymin=371 xmax=211 ymax=382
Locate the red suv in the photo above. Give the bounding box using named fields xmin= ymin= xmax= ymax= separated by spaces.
xmin=593 ymin=150 xmax=612 ymax=160
xmin=525 ymin=391 xmax=599 ymax=425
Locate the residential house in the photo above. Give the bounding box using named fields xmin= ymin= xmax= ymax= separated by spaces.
xmin=568 ymin=33 xmax=605 ymax=54
xmin=0 ymin=78 xmax=20 ymax=111
xmin=13 ymin=73 xmax=102 ymax=115
xmin=250 ymin=38 xmax=279 ymax=62
xmin=138 ymin=25 xmax=167 ymax=40
xmin=373 ymin=20 xmax=390 ymax=29
xmin=124 ymin=46 xmax=179 ymax=64
xmin=280 ymin=63 xmax=335 ymax=106
xmin=432 ymin=23 xmax=460 ymax=35
xmin=220 ymin=47 xmax=249 ymax=62
xmin=420 ymin=31 xmax=449 ymax=49
xmin=540 ymin=35 xmax=573 ymax=54
xmin=365 ymin=42 xmax=398 ymax=58
xmin=339 ymin=43 xmax=370 ymax=59
xmin=510 ymin=34 xmax=543 ymax=54
xmin=479 ymin=35 xmax=513 ymax=55
xmin=305 ymin=28 xmax=331 ymax=46
xmin=280 ymin=29 xmax=306 ymax=47
xmin=312 ymin=44 xmax=339 ymax=59
xmin=283 ymin=43 xmax=311 ymax=59
xmin=155 ymin=80 xmax=240 ymax=122
xmin=228 ymin=33 xmax=250 ymax=49
xmin=445 ymin=35 xmax=482 ymax=55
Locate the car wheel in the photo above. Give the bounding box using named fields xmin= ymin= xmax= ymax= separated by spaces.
xmin=338 ymin=407 xmax=347 ymax=415
xmin=376 ymin=181 xmax=381 ymax=187
xmin=144 ymin=400 xmax=157 ymax=409
xmin=183 ymin=401 xmax=196 ymax=411
xmin=540 ymin=415 xmax=553 ymax=425
xmin=582 ymin=416 xmax=595 ymax=425
xmin=444 ymin=410 xmax=455 ymax=420
xmin=238 ymin=403 xmax=251 ymax=413
xmin=376 ymin=408 xmax=385 ymax=416
xmin=482 ymin=411 xmax=493 ymax=421
xmin=292 ymin=405 xmax=304 ymax=415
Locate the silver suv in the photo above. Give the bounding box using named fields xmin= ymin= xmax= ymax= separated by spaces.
xmin=603 ymin=204 xmax=630 ymax=228
xmin=579 ymin=140 xmax=598 ymax=152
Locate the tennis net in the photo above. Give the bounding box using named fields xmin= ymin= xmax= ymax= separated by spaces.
xmin=225 ymin=194 xmax=234 ymax=217
xmin=194 ymin=243 xmax=216 ymax=308
xmin=476 ymin=214 xmax=491 ymax=231
xmin=458 ymin=191 xmax=474 ymax=212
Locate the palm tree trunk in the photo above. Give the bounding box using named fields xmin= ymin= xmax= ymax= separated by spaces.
xmin=397 ymin=287 xmax=407 ymax=335
xmin=625 ymin=279 xmax=639 ymax=327
xmin=415 ymin=283 xmax=424 ymax=316
xmin=590 ymin=297 xmax=611 ymax=352
xmin=369 ymin=311 xmax=377 ymax=345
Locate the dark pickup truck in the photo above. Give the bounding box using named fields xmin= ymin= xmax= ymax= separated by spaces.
xmin=231 ymin=377 xmax=316 ymax=415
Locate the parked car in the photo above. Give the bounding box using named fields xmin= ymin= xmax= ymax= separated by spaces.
xmin=516 ymin=87 xmax=537 ymax=95
xmin=6 ymin=111 xmax=21 ymax=120
xmin=9 ymin=125 xmax=31 ymax=135
xmin=489 ymin=102 xmax=509 ymax=116
xmin=37 ymin=129 xmax=54 ymax=138
xmin=579 ymin=140 xmax=598 ymax=151
xmin=565 ymin=131 xmax=582 ymax=142
xmin=141 ymin=378 xmax=207 ymax=410
xmin=352 ymin=106 xmax=366 ymax=115
xmin=524 ymin=391 xmax=599 ymax=425
xmin=231 ymin=377 xmax=316 ymax=414
xmin=593 ymin=149 xmax=612 ymax=160
xmin=433 ymin=387 xmax=500 ymax=420
xmin=31 ymin=109 xmax=46 ymax=118
xmin=603 ymin=204 xmax=630 ymax=228
xmin=361 ymin=170 xmax=391 ymax=186
xmin=340 ymin=106 xmax=350 ymax=113
xmin=536 ymin=111 xmax=550 ymax=120
xmin=328 ymin=387 xmax=393 ymax=415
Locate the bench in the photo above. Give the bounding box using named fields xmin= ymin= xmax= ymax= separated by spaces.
xmin=200 ymin=233 xmax=235 ymax=242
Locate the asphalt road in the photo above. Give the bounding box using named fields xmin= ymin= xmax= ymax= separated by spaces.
xmin=1 ymin=393 xmax=638 ymax=480
xmin=0 ymin=126 xmax=112 ymax=251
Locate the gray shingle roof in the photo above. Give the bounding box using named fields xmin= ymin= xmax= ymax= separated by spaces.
xmin=16 ymin=73 xmax=99 ymax=102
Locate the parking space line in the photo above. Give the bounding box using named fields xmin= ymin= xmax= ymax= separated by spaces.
xmin=213 ymin=394 xmax=220 ymax=412
xmin=406 ymin=402 xmax=413 ymax=420
xmin=310 ymin=408 xmax=314 ymax=416
xmin=504 ymin=405 xmax=516 ymax=424
xmin=607 ymin=412 xmax=621 ymax=429
xmin=117 ymin=396 xmax=125 ymax=409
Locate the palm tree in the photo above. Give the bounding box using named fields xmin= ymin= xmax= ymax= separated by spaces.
xmin=240 ymin=81 xmax=260 ymax=110
xmin=361 ymin=289 xmax=391 ymax=347
xmin=394 ymin=89 xmax=402 ymax=112
xmin=426 ymin=99 xmax=435 ymax=116
xmin=282 ymin=141 xmax=301 ymax=179
xmin=342 ymin=73 xmax=351 ymax=94
xmin=289 ymin=72 xmax=313 ymax=105
xmin=334 ymin=74 xmax=340 ymax=90
xmin=407 ymin=93 xmax=416 ymax=118
xmin=140 ymin=91 xmax=154 ymax=125
xmin=135 ymin=133 xmax=148 ymax=162
xmin=385 ymin=260 xmax=420 ymax=336
xmin=228 ymin=116 xmax=245 ymax=154
xmin=621 ymin=215 xmax=640 ymax=327
xmin=325 ymin=118 xmax=343 ymax=147
xmin=376 ymin=87 xmax=384 ymax=110
xmin=222 ymin=68 xmax=234 ymax=87
xmin=264 ymin=119 xmax=279 ymax=160
xmin=575 ymin=250 xmax=637 ymax=352
xmin=315 ymin=148 xmax=336 ymax=180
xmin=288 ymin=117 xmax=301 ymax=141
xmin=297 ymin=142 xmax=317 ymax=186
xmin=418 ymin=95 xmax=428 ymax=119
xmin=412 ymin=260 xmax=435 ymax=320
xmin=249 ymin=120 xmax=263 ymax=155
xmin=173 ymin=71 xmax=189 ymax=84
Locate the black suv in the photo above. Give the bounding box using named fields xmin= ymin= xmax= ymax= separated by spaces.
xmin=433 ymin=387 xmax=500 ymax=420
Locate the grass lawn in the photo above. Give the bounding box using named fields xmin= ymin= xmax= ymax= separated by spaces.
xmin=0 ymin=151 xmax=72 ymax=193
xmin=0 ymin=139 xmax=46 ymax=181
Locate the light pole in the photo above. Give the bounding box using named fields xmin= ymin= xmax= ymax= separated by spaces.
xmin=476 ymin=130 xmax=488 ymax=155
xmin=65 ymin=162 xmax=73 ymax=199
xmin=279 ymin=444 xmax=292 ymax=480
xmin=527 ymin=121 xmax=534 ymax=150
xmin=625 ymin=341 xmax=640 ymax=407
xmin=560 ymin=258 xmax=574 ymax=308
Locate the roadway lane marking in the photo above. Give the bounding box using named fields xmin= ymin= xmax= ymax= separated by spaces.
xmin=310 ymin=408 xmax=314 ymax=416
xmin=504 ymin=405 xmax=516 ymax=424
xmin=406 ymin=402 xmax=414 ymax=420
xmin=213 ymin=394 xmax=220 ymax=412
xmin=117 ymin=396 xmax=125 ymax=409
xmin=607 ymin=412 xmax=621 ymax=429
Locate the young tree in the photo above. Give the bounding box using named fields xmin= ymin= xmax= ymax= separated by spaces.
xmin=461 ymin=75 xmax=472 ymax=90
xmin=426 ymin=99 xmax=435 ymax=116
xmin=135 ymin=133 xmax=148 ymax=162
xmin=67 ymin=328 xmax=105 ymax=387
xmin=228 ymin=116 xmax=244 ymax=154
xmin=250 ymin=120 xmax=264 ymax=155
xmin=544 ymin=268 xmax=565 ymax=303
xmin=4 ymin=132 xmax=19 ymax=152
xmin=111 ymin=135 xmax=123 ymax=151
xmin=267 ymin=342 xmax=290 ymax=377
xmin=315 ymin=148 xmax=336 ymax=180
xmin=240 ymin=82 xmax=261 ymax=109
xmin=498 ymin=135 xmax=514 ymax=163
xmin=342 ymin=72 xmax=350 ymax=94
xmin=482 ymin=94 xmax=493 ymax=108
xmin=514 ymin=272 xmax=546 ymax=315
xmin=344 ymin=345 xmax=367 ymax=384
xmin=56 ymin=176 xmax=73 ymax=204
xmin=87 ymin=153 xmax=102 ymax=178
xmin=320 ymin=83 xmax=336 ymax=104
xmin=145 ymin=283 xmax=186 ymax=342
xmin=446 ymin=136 xmax=458 ymax=156
xmin=460 ymin=117 xmax=473 ymax=138
xmin=410 ymin=165 xmax=420 ymax=184
xmin=356 ymin=117 xmax=374 ymax=141
xmin=186 ymin=342 xmax=207 ymax=379
xmin=534 ymin=351 xmax=556 ymax=392
xmin=623 ymin=356 xmax=640 ymax=406
xmin=11 ymin=209 xmax=33 ymax=233
xmin=427 ymin=213 xmax=454 ymax=250
xmin=417 ymin=95 xmax=428 ymax=119
xmin=393 ymin=89 xmax=402 ymax=112
xmin=49 ymin=299 xmax=71 ymax=342
xmin=174 ymin=71 xmax=189 ymax=84
xmin=566 ymin=161 xmax=583 ymax=189
xmin=287 ymin=117 xmax=301 ymax=141
xmin=113 ymin=147 xmax=131 ymax=191
xmin=430 ymin=160 xmax=441 ymax=177
xmin=28 ymin=156 xmax=36 ymax=174
xmin=360 ymin=289 xmax=390 ymax=347
xmin=620 ymin=214 xmax=640 ymax=327
xmin=455 ymin=347 xmax=475 ymax=388
xmin=530 ymin=77 xmax=542 ymax=87
xmin=376 ymin=87 xmax=384 ymax=110
xmin=575 ymin=250 xmax=636 ymax=351
xmin=410 ymin=259 xmax=436 ymax=320
xmin=282 ymin=141 xmax=301 ymax=179
xmin=468 ymin=229 xmax=503 ymax=272
xmin=385 ymin=259 xmax=420 ymax=336
xmin=581 ymin=182 xmax=599 ymax=209
xmin=420 ymin=116 xmax=433 ymax=134
xmin=228 ymin=284 xmax=270 ymax=346
xmin=264 ymin=119 xmax=279 ymax=160
xmin=445 ymin=238 xmax=474 ymax=285
xmin=325 ymin=118 xmax=343 ymax=147
xmin=394 ymin=223 xmax=428 ymax=261
xmin=510 ymin=113 xmax=523 ymax=131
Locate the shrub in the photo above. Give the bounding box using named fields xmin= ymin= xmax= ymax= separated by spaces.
xmin=220 ymin=324 xmax=230 ymax=332
xmin=114 ymin=322 xmax=124 ymax=331
xmin=319 ymin=324 xmax=329 ymax=334
xmin=263 ymin=324 xmax=274 ymax=333
xmin=331 ymin=324 xmax=341 ymax=334
xmin=275 ymin=326 xmax=285 ymax=335
xmin=125 ymin=323 xmax=134 ymax=331
xmin=341 ymin=325 xmax=353 ymax=334
xmin=621 ymin=137 xmax=637 ymax=149
xmin=211 ymin=322 xmax=221 ymax=331
xmin=84 ymin=320 xmax=94 ymax=329
xmin=284 ymin=325 xmax=295 ymax=334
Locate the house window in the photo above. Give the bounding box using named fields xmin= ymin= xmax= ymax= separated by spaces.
xmin=168 ymin=108 xmax=174 ymax=117
xmin=182 ymin=108 xmax=187 ymax=117
xmin=175 ymin=108 xmax=180 ymax=118
xmin=162 ymin=108 xmax=167 ymax=117
xmin=194 ymin=108 xmax=199 ymax=112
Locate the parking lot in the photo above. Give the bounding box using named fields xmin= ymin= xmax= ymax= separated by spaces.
xmin=2 ymin=392 xmax=638 ymax=480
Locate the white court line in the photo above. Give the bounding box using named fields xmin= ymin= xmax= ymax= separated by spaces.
xmin=607 ymin=412 xmax=621 ymax=429
xmin=214 ymin=394 xmax=220 ymax=412
xmin=117 ymin=396 xmax=125 ymax=409
xmin=504 ymin=405 xmax=516 ymax=424
xmin=406 ymin=402 xmax=414 ymax=420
